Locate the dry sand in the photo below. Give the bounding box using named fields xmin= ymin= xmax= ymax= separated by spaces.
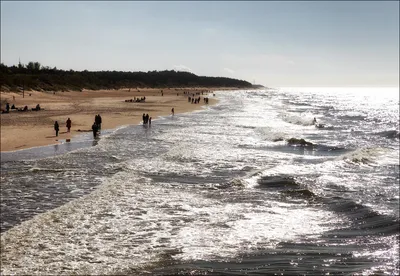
xmin=0 ymin=87 xmax=225 ymax=152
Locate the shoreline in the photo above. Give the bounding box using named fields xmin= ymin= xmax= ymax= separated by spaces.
xmin=0 ymin=112 xmax=196 ymax=162
xmin=1 ymin=87 xmax=227 ymax=152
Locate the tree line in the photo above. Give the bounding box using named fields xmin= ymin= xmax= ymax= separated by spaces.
xmin=0 ymin=62 xmax=252 ymax=92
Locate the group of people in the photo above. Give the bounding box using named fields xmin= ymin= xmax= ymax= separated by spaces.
xmin=54 ymin=117 xmax=72 ymax=137
xmin=188 ymin=96 xmax=202 ymax=104
xmin=142 ymin=113 xmax=152 ymax=125
xmin=92 ymin=114 xmax=102 ymax=138
xmin=53 ymin=114 xmax=102 ymax=138
xmin=125 ymin=96 xmax=146 ymax=103
xmin=183 ymin=90 xmax=208 ymax=96
xmin=2 ymin=103 xmax=41 ymax=113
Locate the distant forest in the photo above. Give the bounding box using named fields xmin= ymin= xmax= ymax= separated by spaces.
xmin=0 ymin=62 xmax=253 ymax=92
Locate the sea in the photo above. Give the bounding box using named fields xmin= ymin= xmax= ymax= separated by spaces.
xmin=1 ymin=87 xmax=399 ymax=275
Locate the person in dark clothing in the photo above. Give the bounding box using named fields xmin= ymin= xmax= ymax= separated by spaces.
xmin=92 ymin=122 xmax=98 ymax=138
xmin=94 ymin=115 xmax=100 ymax=130
xmin=6 ymin=103 xmax=10 ymax=112
xmin=142 ymin=113 xmax=146 ymax=124
xmin=145 ymin=114 xmax=149 ymax=124
xmin=97 ymin=114 xmax=102 ymax=130
xmin=171 ymin=108 xmax=174 ymax=115
xmin=66 ymin=118 xmax=72 ymax=132
xmin=149 ymin=117 xmax=152 ymax=126
xmin=54 ymin=121 xmax=59 ymax=137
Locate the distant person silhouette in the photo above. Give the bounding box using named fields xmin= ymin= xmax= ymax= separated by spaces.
xmin=66 ymin=118 xmax=71 ymax=132
xmin=95 ymin=114 xmax=102 ymax=130
xmin=97 ymin=114 xmax=102 ymax=130
xmin=92 ymin=122 xmax=98 ymax=138
xmin=54 ymin=121 xmax=59 ymax=137
xmin=171 ymin=108 xmax=174 ymax=115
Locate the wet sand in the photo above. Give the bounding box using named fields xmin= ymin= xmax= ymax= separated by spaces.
xmin=0 ymin=87 xmax=223 ymax=152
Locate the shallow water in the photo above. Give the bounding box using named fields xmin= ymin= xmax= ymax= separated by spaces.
xmin=1 ymin=87 xmax=399 ymax=275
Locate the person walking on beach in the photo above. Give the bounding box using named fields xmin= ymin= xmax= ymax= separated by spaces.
xmin=171 ymin=108 xmax=174 ymax=115
xmin=149 ymin=117 xmax=152 ymax=126
xmin=142 ymin=113 xmax=146 ymax=124
xmin=66 ymin=118 xmax=72 ymax=132
xmin=145 ymin=114 xmax=149 ymax=124
xmin=54 ymin=121 xmax=60 ymax=137
xmin=92 ymin=121 xmax=99 ymax=138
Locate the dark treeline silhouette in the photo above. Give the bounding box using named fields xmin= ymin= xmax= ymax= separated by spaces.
xmin=0 ymin=62 xmax=252 ymax=92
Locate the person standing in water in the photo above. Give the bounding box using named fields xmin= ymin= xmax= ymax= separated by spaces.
xmin=97 ymin=114 xmax=102 ymax=130
xmin=171 ymin=108 xmax=174 ymax=115
xmin=92 ymin=121 xmax=98 ymax=138
xmin=54 ymin=121 xmax=59 ymax=137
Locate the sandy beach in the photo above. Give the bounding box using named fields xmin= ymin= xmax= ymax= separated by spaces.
xmin=0 ymin=87 xmax=223 ymax=152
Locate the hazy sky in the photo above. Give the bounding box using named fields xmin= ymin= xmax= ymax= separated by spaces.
xmin=1 ymin=1 xmax=399 ymax=87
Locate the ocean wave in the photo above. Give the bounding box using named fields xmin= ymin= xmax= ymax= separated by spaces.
xmin=337 ymin=111 xmax=367 ymax=121
xmin=222 ymin=178 xmax=246 ymax=189
xmin=340 ymin=147 xmax=387 ymax=165
xmin=255 ymin=127 xmax=287 ymax=142
xmin=323 ymin=197 xmax=399 ymax=236
xmin=374 ymin=130 xmax=400 ymax=139
xmin=28 ymin=167 xmax=69 ymax=173
xmin=282 ymin=189 xmax=317 ymax=199
xmin=160 ymin=144 xmax=202 ymax=163
xmin=285 ymin=138 xmax=345 ymax=151
xmin=314 ymin=123 xmax=334 ymax=130
xmin=285 ymin=138 xmax=343 ymax=152
xmin=257 ymin=175 xmax=299 ymax=188
xmin=286 ymin=138 xmax=314 ymax=147
xmin=280 ymin=113 xmax=315 ymax=126
xmin=263 ymin=137 xmax=348 ymax=156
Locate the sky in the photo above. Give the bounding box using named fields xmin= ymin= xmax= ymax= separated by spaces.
xmin=1 ymin=1 xmax=399 ymax=87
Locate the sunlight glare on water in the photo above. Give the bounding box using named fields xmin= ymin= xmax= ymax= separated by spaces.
xmin=1 ymin=87 xmax=398 ymax=275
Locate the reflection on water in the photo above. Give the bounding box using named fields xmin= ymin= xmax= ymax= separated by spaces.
xmin=1 ymin=88 xmax=398 ymax=275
